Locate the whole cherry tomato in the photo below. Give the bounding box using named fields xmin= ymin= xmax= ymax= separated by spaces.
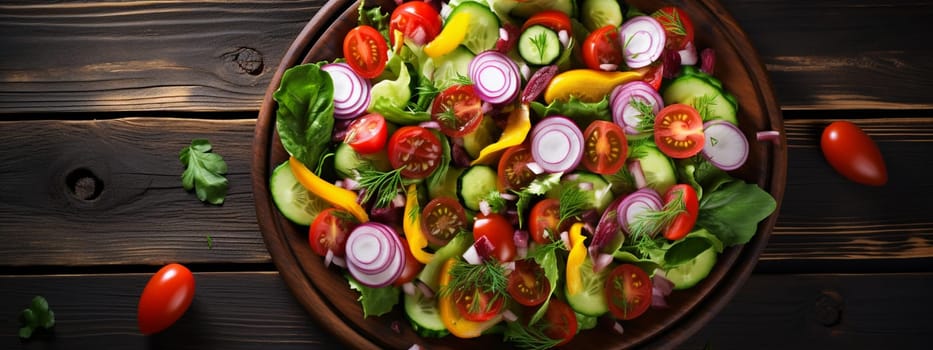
xmin=138 ymin=263 xmax=195 ymax=335
xmin=821 ymin=121 xmax=887 ymax=186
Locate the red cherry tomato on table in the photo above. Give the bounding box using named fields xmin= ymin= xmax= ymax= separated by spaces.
xmin=388 ymin=126 xmax=443 ymax=179
xmin=309 ymin=208 xmax=358 ymax=257
xmin=430 ymin=85 xmax=484 ymax=137
xmin=507 ymin=259 xmax=551 ymax=306
xmin=662 ymin=184 xmax=699 ymax=241
xmin=654 ymin=104 xmax=705 ymax=158
xmin=605 ymin=264 xmax=652 ymax=320
xmin=473 ymin=213 xmax=517 ymax=262
xmin=343 ymin=25 xmax=388 ymax=79
xmin=138 ymin=263 xmax=195 ymax=335
xmin=651 ymin=6 xmax=695 ymax=50
xmin=821 ymin=120 xmax=888 ymax=186
xmin=389 ymin=1 xmax=442 ymax=46
xmin=582 ymin=120 xmax=629 ymax=175
xmin=582 ymin=25 xmax=624 ymax=71
xmin=345 ymin=113 xmax=388 ymax=155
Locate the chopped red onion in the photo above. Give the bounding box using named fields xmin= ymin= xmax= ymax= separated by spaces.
xmin=342 ymin=177 xmax=360 ymax=190
xmin=419 ymin=121 xmax=441 ymax=130
xmin=501 ymin=261 xmax=516 ymax=273
xmin=415 ymin=279 xmax=436 ymax=299
xmin=662 ymin=49 xmax=681 ymax=79
xmin=599 ymin=63 xmax=619 ymax=71
xmin=651 ymin=288 xmax=669 ymax=308
xmin=700 ymin=48 xmax=716 ymax=74
xmin=500 ymin=192 xmax=518 ymax=201
xmin=324 ymin=249 xmax=335 ymax=267
xmin=613 ymin=322 xmax=625 ymax=335
xmin=479 ymin=200 xmax=492 ymax=216
xmin=558 ymin=30 xmax=570 ymax=47
xmin=629 ymin=160 xmax=647 ymax=189
xmin=590 ymin=251 xmax=614 ymax=273
xmin=402 ymin=282 xmax=417 ymax=296
xmin=578 ymin=181 xmax=594 ymax=191
xmin=462 ymin=245 xmax=483 ymax=265
xmin=526 ymin=162 xmax=545 ymax=175
xmin=482 ymin=101 xmax=494 ymax=114
xmin=678 ymin=41 xmax=698 ymax=65
xmin=331 ymin=255 xmax=346 ymax=268
xmin=519 ymin=62 xmax=531 ymax=81
xmin=392 ymin=193 xmax=406 ymax=208
xmin=503 ymin=309 xmax=518 ymax=322
xmin=560 ymin=231 xmax=571 ymax=250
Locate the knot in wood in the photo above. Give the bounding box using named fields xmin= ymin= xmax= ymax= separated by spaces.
xmin=813 ymin=290 xmax=844 ymax=327
xmin=66 ymin=168 xmax=103 ymax=201
xmin=230 ymin=47 xmax=264 ymax=75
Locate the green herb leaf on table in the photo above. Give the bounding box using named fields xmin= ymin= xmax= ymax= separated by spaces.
xmin=347 ymin=275 xmax=400 ymax=318
xmin=697 ymin=180 xmax=777 ymax=247
xmin=273 ymin=63 xmax=335 ymax=171
xmin=19 ymin=296 xmax=55 ymax=339
xmin=179 ymin=139 xmax=229 ymax=205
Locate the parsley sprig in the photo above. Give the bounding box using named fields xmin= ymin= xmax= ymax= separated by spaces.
xmin=19 ymin=296 xmax=54 ymax=339
xmin=179 ymin=139 xmax=228 ymax=205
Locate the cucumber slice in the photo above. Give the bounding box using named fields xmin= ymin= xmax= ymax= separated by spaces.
xmin=565 ymin=256 xmax=610 ymax=316
xmin=518 ymin=25 xmax=562 ymax=66
xmin=580 ymin=0 xmax=624 ymax=31
xmin=432 ymin=46 xmax=475 ymax=89
xmin=663 ymin=74 xmax=738 ymax=125
xmin=428 ymin=166 xmax=464 ymax=200
xmin=632 ymin=144 xmax=677 ymax=194
xmin=665 ymin=247 xmax=718 ymax=290
xmin=457 ymin=165 xmax=498 ymax=211
xmin=269 ymin=161 xmax=330 ymax=226
xmin=448 ymin=1 xmax=500 ymax=55
xmin=546 ymin=172 xmax=613 ymax=212
xmin=333 ymin=142 xmax=391 ymax=179
xmin=404 ymin=290 xmax=449 ymax=338
xmin=462 ymin=116 xmax=500 ymax=159
xmin=511 ymin=0 xmax=575 ymax=18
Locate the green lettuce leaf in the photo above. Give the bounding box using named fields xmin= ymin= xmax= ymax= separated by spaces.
xmin=696 ymin=181 xmax=777 ymax=247
xmin=347 ymin=275 xmax=400 ymax=318
xmin=273 ymin=63 xmax=335 ymax=170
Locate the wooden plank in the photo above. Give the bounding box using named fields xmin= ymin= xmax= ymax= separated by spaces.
xmin=1 ymin=272 xmax=930 ymax=349
xmin=1 ymin=0 xmax=932 ymax=113
xmin=1 ymin=117 xmax=930 ymax=268
xmin=719 ymin=0 xmax=933 ymax=110
xmin=0 ymin=0 xmax=327 ymax=113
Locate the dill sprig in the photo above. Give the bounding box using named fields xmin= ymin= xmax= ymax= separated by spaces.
xmin=627 ymin=193 xmax=686 ymax=239
xmin=452 ymin=73 xmax=473 ymax=86
xmin=356 ymin=167 xmax=403 ymax=208
xmin=558 ymin=186 xmax=590 ymax=225
xmin=631 ymin=98 xmax=657 ymax=133
xmin=503 ymin=320 xmax=562 ymax=350
xmin=691 ymin=94 xmax=718 ymax=122
xmin=426 ymin=133 xmax=451 ymax=189
xmin=442 ymin=259 xmax=509 ymax=314
xmin=530 ymin=32 xmax=550 ymax=63
xmin=656 ymin=9 xmax=688 ymax=36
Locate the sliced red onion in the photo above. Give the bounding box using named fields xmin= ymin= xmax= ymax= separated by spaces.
xmin=678 ymin=41 xmax=698 ymax=65
xmin=617 ymin=188 xmax=664 ymax=236
xmin=496 ymin=23 xmax=519 ymax=53
xmin=419 ymin=120 xmax=441 ymax=130
xmin=322 ymin=63 xmax=371 ymax=119
xmin=757 ymin=130 xmax=782 ymax=144
xmin=629 ymin=160 xmax=648 ymax=189
xmin=392 ymin=193 xmax=407 ymax=208
xmin=470 ymin=51 xmax=521 ymax=105
xmin=331 ymin=255 xmax=346 ymax=268
xmin=346 ymin=223 xmax=405 ymax=287
xmin=531 ymin=116 xmax=584 ymax=173
xmin=558 ymin=30 xmax=570 ymax=47
xmin=618 ymin=16 xmax=666 ymax=69
xmin=521 ymin=65 xmax=558 ymax=103
xmin=702 ymin=120 xmax=749 ymax=171
xmin=463 ymin=236 xmax=494 ymax=264
xmin=651 ymin=288 xmax=669 ymax=308
xmin=590 ymin=196 xmax=626 ymax=255
xmin=610 ymin=81 xmax=664 ymax=134
xmin=613 ymin=322 xmax=625 ymax=335
xmin=590 ymin=251 xmax=614 ymax=273
xmin=652 ymin=269 xmax=676 ymax=295
xmin=415 ymin=279 xmax=436 ymax=299
xmin=526 ymin=161 xmax=544 ymax=175
xmin=324 ymin=249 xmax=335 ymax=268
xmin=700 ymin=48 xmax=716 ymax=74
xmin=560 ymin=231 xmax=571 ymax=250
xmin=519 ymin=62 xmax=531 ymax=81
xmin=503 ymin=309 xmax=518 ymax=322
xmin=402 ymin=281 xmax=417 ymax=296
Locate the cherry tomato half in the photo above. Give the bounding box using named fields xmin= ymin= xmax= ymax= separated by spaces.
xmin=345 ymin=113 xmax=388 ymax=155
xmin=507 ymin=259 xmax=551 ymax=306
xmin=635 ymin=63 xmax=664 ymax=91
xmin=497 ymin=144 xmax=537 ymax=192
xmin=431 ymin=85 xmax=484 ymax=137
xmin=521 ymin=10 xmax=572 ymax=33
xmin=138 ymin=263 xmax=195 ymax=335
xmin=388 ymin=126 xmax=443 ymax=179
xmin=420 ymin=196 xmax=468 ymax=247
xmin=541 ymin=298 xmax=578 ymax=346
xmin=454 ymin=287 xmax=504 ymax=322
xmin=582 ymin=25 xmax=624 ymax=71
xmin=528 ymin=198 xmax=560 ymax=244
xmin=393 ymin=237 xmax=424 ymax=286
xmin=473 ymin=213 xmax=517 ymax=262
xmin=582 ymin=120 xmax=629 ymax=175
xmin=654 ymin=103 xmax=705 ymax=158
xmin=821 ymin=121 xmax=888 ymax=186
xmin=389 ymin=1 xmax=442 ymax=46
xmin=343 ymin=25 xmax=388 ymax=79
xmin=309 ymin=208 xmax=358 ymax=257
xmin=605 ymin=264 xmax=652 ymax=320
xmin=651 ymin=6 xmax=695 ymax=50
xmin=662 ymin=184 xmax=699 ymax=241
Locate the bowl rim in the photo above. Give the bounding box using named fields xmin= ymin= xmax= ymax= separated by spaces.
xmin=252 ymin=0 xmax=787 ymax=348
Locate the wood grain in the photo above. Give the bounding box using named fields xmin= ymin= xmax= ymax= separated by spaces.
xmin=1 ymin=0 xmax=931 ymax=112
xmin=1 ymin=272 xmax=929 ymax=349
xmin=1 ymin=116 xmax=930 ymax=269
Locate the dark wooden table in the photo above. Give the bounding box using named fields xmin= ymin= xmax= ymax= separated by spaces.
xmin=2 ymin=0 xmax=931 ymax=349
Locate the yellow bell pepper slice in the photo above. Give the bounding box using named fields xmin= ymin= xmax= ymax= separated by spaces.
xmin=438 ymin=258 xmax=503 ymax=338
xmin=565 ymin=222 xmax=587 ymax=296
xmin=543 ymin=69 xmax=644 ymax=104
xmin=403 ymin=184 xmax=434 ymax=264
xmin=288 ymin=157 xmax=368 ymax=223
xmin=470 ymin=104 xmax=531 ymax=166
xmin=424 ymin=12 xmax=471 ymax=58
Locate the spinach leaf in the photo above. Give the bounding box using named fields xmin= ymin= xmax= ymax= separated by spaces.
xmin=678 ymin=157 xmax=733 ymax=200
xmin=273 ymin=63 xmax=335 ymax=170
xmin=696 ymin=180 xmax=777 ymax=247
xmin=663 ymin=236 xmax=713 ymax=268
xmin=347 ymin=275 xmax=400 ymax=318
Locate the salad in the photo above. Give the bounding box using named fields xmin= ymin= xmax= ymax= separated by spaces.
xmin=268 ymin=0 xmax=778 ymax=348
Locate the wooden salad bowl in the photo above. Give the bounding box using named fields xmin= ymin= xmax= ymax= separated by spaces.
xmin=252 ymin=0 xmax=786 ymax=348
